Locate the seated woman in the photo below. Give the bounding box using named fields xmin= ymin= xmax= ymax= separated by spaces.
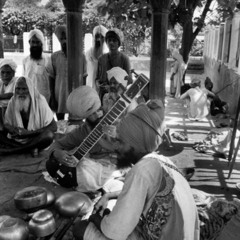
xmin=0 ymin=76 xmax=57 ymax=156
xmin=180 ymin=78 xmax=215 ymax=121
xmin=0 ymin=59 xmax=18 ymax=130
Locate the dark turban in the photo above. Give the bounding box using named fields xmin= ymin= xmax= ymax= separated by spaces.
xmin=117 ymin=99 xmax=165 ymax=153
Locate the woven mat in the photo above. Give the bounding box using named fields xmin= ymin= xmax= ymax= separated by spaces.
xmin=0 ymin=150 xmax=48 ymax=173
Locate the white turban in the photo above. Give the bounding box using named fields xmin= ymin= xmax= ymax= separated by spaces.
xmin=29 ymin=29 xmax=45 ymax=46
xmin=107 ymin=67 xmax=128 ymax=87
xmin=67 ymin=86 xmax=101 ymax=119
xmin=93 ymin=25 xmax=108 ymax=38
xmin=118 ymin=100 xmax=165 ymax=153
xmin=0 ymin=59 xmax=17 ymax=72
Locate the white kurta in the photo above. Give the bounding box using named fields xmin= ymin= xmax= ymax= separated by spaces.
xmin=22 ymin=54 xmax=51 ymax=103
xmin=180 ymin=87 xmax=210 ymax=121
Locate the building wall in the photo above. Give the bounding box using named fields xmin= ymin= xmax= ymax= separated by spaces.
xmin=204 ymin=12 xmax=240 ymax=115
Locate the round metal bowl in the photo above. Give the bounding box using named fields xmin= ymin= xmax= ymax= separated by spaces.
xmin=14 ymin=186 xmax=47 ymax=211
xmin=55 ymin=192 xmax=93 ymax=218
xmin=45 ymin=188 xmax=56 ymax=206
xmin=0 ymin=217 xmax=29 ymax=240
xmin=28 ymin=209 xmax=56 ymax=237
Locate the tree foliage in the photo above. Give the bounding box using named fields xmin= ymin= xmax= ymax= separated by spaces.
xmin=96 ymin=0 xmax=240 ymax=61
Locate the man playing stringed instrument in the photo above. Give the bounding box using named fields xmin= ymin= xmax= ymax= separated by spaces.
xmin=46 ymin=85 xmax=125 ymax=194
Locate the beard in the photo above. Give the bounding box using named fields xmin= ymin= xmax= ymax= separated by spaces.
xmin=62 ymin=43 xmax=67 ymax=55
xmin=116 ymin=147 xmax=138 ymax=170
xmin=30 ymin=46 xmax=43 ymax=60
xmin=86 ymin=116 xmax=103 ymax=129
xmin=15 ymin=95 xmax=31 ymax=113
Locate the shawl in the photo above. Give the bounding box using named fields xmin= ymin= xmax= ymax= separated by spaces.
xmin=4 ymin=77 xmax=53 ymax=131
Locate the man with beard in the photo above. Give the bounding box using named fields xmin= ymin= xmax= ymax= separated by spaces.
xmin=48 ymin=25 xmax=87 ymax=121
xmin=85 ymin=25 xmax=108 ymax=90
xmin=73 ymin=100 xmax=200 ymax=240
xmin=0 ymin=77 xmax=57 ymax=156
xmin=96 ymin=28 xmax=132 ymax=101
xmin=102 ymin=66 xmax=138 ymax=114
xmin=0 ymin=59 xmax=18 ymax=130
xmin=46 ymin=85 xmax=124 ymax=194
xmin=22 ymin=29 xmax=51 ymax=103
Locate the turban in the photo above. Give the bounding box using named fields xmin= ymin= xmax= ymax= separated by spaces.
xmin=93 ymin=25 xmax=108 ymax=38
xmin=0 ymin=59 xmax=17 ymax=72
xmin=67 ymin=86 xmax=101 ymax=119
xmin=105 ymin=28 xmax=124 ymax=46
xmin=107 ymin=67 xmax=128 ymax=88
xmin=190 ymin=78 xmax=201 ymax=88
xmin=55 ymin=25 xmax=67 ymax=41
xmin=118 ymin=100 xmax=165 ymax=153
xmin=29 ymin=29 xmax=44 ymax=46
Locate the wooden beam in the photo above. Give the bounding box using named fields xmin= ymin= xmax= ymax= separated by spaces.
xmin=149 ymin=0 xmax=172 ymax=101
xmin=62 ymin=0 xmax=85 ymax=92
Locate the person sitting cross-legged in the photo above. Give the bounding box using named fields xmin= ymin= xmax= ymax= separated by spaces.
xmin=0 ymin=76 xmax=57 ymax=156
xmin=73 ymin=99 xmax=200 ymax=240
xmin=46 ymin=85 xmax=124 ymax=194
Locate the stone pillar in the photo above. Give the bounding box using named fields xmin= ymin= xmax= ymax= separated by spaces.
xmin=62 ymin=0 xmax=85 ymax=92
xmin=0 ymin=0 xmax=6 ymax=58
xmin=149 ymin=1 xmax=171 ymax=101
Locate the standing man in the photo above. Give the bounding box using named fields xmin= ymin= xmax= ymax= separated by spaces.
xmin=22 ymin=29 xmax=51 ymax=103
xmin=96 ymin=28 xmax=132 ymax=101
xmin=48 ymin=25 xmax=87 ymax=120
xmin=85 ymin=25 xmax=108 ymax=90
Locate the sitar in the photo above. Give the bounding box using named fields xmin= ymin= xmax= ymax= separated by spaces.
xmin=46 ymin=73 xmax=149 ymax=188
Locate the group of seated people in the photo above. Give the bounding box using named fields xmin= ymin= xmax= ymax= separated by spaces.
xmin=180 ymin=77 xmax=229 ymax=121
xmin=0 ymin=59 xmax=57 ymax=156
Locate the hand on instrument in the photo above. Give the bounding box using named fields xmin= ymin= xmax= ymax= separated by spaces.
xmin=53 ymin=150 xmax=78 ymax=167
xmin=102 ymin=124 xmax=117 ymax=138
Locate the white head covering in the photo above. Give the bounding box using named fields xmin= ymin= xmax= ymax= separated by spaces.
xmin=0 ymin=59 xmax=17 ymax=72
xmin=93 ymin=25 xmax=108 ymax=38
xmin=67 ymin=86 xmax=101 ymax=119
xmin=29 ymin=29 xmax=45 ymax=46
xmin=107 ymin=67 xmax=128 ymax=87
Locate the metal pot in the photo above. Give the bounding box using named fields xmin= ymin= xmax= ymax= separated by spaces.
xmin=14 ymin=186 xmax=47 ymax=211
xmin=55 ymin=192 xmax=93 ymax=218
xmin=28 ymin=209 xmax=56 ymax=238
xmin=45 ymin=188 xmax=56 ymax=206
xmin=0 ymin=216 xmax=11 ymax=228
xmin=0 ymin=217 xmax=29 ymax=240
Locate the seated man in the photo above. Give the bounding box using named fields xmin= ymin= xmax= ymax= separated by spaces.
xmin=46 ymin=85 xmax=124 ymax=193
xmin=0 ymin=59 xmax=18 ymax=130
xmin=0 ymin=76 xmax=57 ymax=156
xmin=180 ymin=78 xmax=215 ymax=121
xmin=204 ymin=77 xmax=229 ymax=116
xmin=73 ymin=100 xmax=200 ymax=240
